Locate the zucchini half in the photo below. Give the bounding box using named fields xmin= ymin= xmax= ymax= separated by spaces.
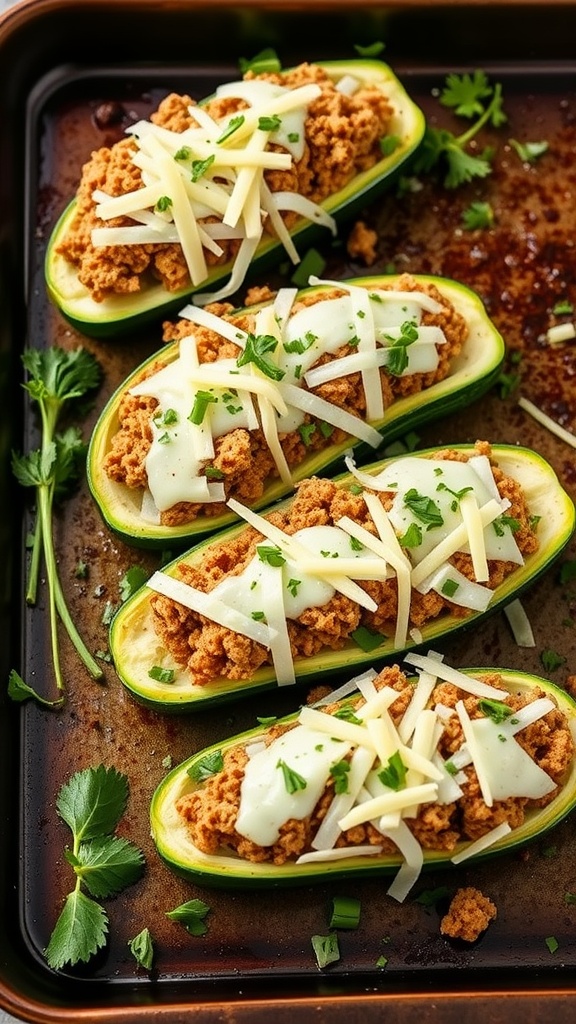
xmin=88 ymin=274 xmax=505 ymax=548
xmin=45 ymin=59 xmax=425 ymax=338
xmin=109 ymin=444 xmax=575 ymax=712
xmin=150 ymin=669 xmax=576 ymax=888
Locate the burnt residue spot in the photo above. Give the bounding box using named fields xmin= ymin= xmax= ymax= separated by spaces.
xmin=93 ymin=101 xmax=127 ymax=131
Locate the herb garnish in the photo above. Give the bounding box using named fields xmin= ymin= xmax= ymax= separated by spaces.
xmin=189 ymin=390 xmax=217 ymax=425
xmin=216 ymin=114 xmax=245 ymax=144
xmin=9 ymin=346 xmax=103 ymax=707
xmin=461 ymin=200 xmax=494 ymax=230
xmin=237 ymin=333 xmax=285 ymax=381
xmin=277 ymin=759 xmax=307 ymax=794
xmin=413 ymin=71 xmax=506 ymax=188
xmin=128 ymin=928 xmax=155 ymax=970
xmin=45 ymin=766 xmax=145 ymax=969
xmin=257 ymin=544 xmax=286 ymax=567
xmin=403 ymin=488 xmax=444 ymax=528
xmin=329 ymin=759 xmax=352 ymax=794
xmin=509 ymin=138 xmax=549 ymax=164
xmin=311 ymin=932 xmax=340 ymax=968
xmin=478 ymin=697 xmax=513 ymax=723
xmin=378 ymin=750 xmax=407 ymax=791
xmin=187 ymin=750 xmax=224 ymax=782
xmin=166 ymin=899 xmax=211 ymax=936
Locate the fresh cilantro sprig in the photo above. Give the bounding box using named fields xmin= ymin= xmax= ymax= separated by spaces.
xmin=45 ymin=765 xmax=145 ymax=970
xmin=413 ymin=71 xmax=506 ymax=188
xmin=9 ymin=346 xmax=103 ymax=707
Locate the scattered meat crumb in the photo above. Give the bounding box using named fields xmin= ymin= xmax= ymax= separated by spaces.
xmin=346 ymin=220 xmax=378 ymax=265
xmin=440 ymin=887 xmax=497 ymax=943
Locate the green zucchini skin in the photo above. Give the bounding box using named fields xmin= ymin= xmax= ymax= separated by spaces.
xmin=150 ymin=670 xmax=576 ymax=888
xmin=88 ymin=274 xmax=505 ymax=549
xmin=109 ymin=444 xmax=575 ymax=713
xmin=44 ymin=59 xmax=425 ymax=338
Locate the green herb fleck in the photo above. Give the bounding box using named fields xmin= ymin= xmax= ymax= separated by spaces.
xmin=509 ymin=138 xmax=549 ymax=163
xmin=166 ymin=899 xmax=211 ymax=936
xmin=128 ymin=928 xmax=154 ymax=970
xmin=329 ymin=759 xmax=351 ymax=795
xmin=187 ymin=750 xmax=224 ymax=782
xmin=441 ymin=578 xmax=460 ymax=598
xmin=277 ymin=759 xmax=307 ymax=794
xmin=237 ymin=333 xmax=285 ymax=381
xmin=378 ymin=750 xmax=407 ymax=791
xmin=189 ymin=390 xmax=217 ymax=425
xmin=461 ymin=200 xmax=494 ymax=230
xmin=404 ymin=488 xmax=444 ymax=528
xmin=311 ymin=932 xmax=340 ymax=968
xmin=148 ymin=665 xmax=175 ymax=684
xmin=351 ymin=625 xmax=384 ymax=652
xmin=258 ymin=115 xmax=282 ymax=132
xmin=216 ymin=114 xmax=245 ymax=144
xmin=540 ymin=649 xmax=566 ymax=672
xmin=191 ymin=155 xmax=215 ymax=182
xmin=257 ymin=544 xmax=286 ymax=567
xmin=155 ymin=195 xmax=173 ymax=213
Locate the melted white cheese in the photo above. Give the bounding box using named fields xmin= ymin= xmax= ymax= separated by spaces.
xmin=129 ymin=285 xmax=450 ymax=515
xmin=235 ymin=725 xmax=351 ymax=846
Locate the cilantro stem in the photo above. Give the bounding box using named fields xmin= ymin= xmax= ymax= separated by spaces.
xmin=455 ymin=84 xmax=503 ymax=148
xmin=10 ymin=346 xmax=103 ymax=707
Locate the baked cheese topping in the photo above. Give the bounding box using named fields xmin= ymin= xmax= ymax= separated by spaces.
xmin=89 ymin=77 xmax=339 ymax=305
xmin=128 ymin=281 xmax=449 ymax=518
xmin=228 ymin=653 xmax=559 ymax=900
xmin=147 ymin=451 xmax=526 ymax=684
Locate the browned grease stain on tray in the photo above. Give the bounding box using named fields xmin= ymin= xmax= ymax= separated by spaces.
xmin=19 ymin=66 xmax=576 ymax=991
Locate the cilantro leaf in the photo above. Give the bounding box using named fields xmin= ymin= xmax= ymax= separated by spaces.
xmin=413 ymin=74 xmax=506 ymax=189
xmin=45 ymin=889 xmax=108 ymax=970
xmin=128 ymin=927 xmax=155 ymax=970
xmin=166 ymin=899 xmax=211 ymax=936
xmin=509 ymin=138 xmax=549 ymax=163
xmin=56 ymin=765 xmax=129 ymax=842
xmin=440 ymin=70 xmax=493 ymax=118
xmin=45 ymin=765 xmax=146 ymax=970
xmin=66 ymin=835 xmax=145 ymax=898
xmin=462 ymin=200 xmax=494 ymax=230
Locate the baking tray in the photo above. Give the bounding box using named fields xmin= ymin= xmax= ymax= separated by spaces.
xmin=2 ymin=0 xmax=576 ymax=1020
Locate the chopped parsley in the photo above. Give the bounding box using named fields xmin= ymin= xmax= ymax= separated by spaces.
xmin=187 ymin=750 xmax=224 ymax=782
xmin=148 ymin=665 xmax=174 ymax=684
xmin=277 ymin=759 xmax=307 ymax=794
xmin=257 ymin=544 xmax=286 ymax=567
xmin=237 ymin=333 xmax=285 ymax=381
xmin=404 ymin=488 xmax=444 ymax=528
xmin=378 ymin=750 xmax=407 ymax=791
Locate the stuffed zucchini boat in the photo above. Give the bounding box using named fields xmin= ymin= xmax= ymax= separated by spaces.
xmin=45 ymin=58 xmax=425 ymax=337
xmin=88 ymin=273 xmax=504 ymax=547
xmin=109 ymin=442 xmax=575 ymax=711
xmin=150 ymin=656 xmax=576 ymax=890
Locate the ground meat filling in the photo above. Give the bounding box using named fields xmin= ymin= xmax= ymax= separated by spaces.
xmin=102 ymin=275 xmax=467 ymax=527
xmin=175 ymin=664 xmax=574 ymax=867
xmin=56 ymin=63 xmax=394 ymax=303
xmin=149 ymin=442 xmax=539 ymax=685
xmin=440 ymin=887 xmax=498 ymax=943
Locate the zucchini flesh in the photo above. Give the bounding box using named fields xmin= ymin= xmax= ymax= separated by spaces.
xmin=109 ymin=444 xmax=575 ymax=712
xmin=88 ymin=274 xmax=505 ymax=548
xmin=45 ymin=59 xmax=425 ymax=338
xmin=149 ymin=668 xmax=576 ymax=888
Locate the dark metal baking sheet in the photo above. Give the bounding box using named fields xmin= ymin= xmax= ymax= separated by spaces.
xmin=2 ymin=1 xmax=576 ymax=1020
